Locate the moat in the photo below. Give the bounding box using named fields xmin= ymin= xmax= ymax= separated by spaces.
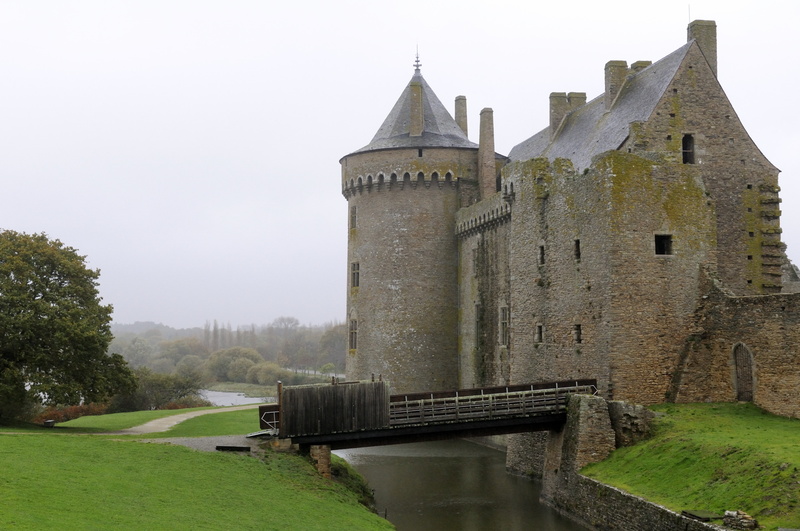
xmin=336 ymin=440 xmax=588 ymax=531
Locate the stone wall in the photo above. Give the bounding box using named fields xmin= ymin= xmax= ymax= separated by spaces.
xmin=456 ymin=193 xmax=512 ymax=388
xmin=502 ymin=153 xmax=716 ymax=406
xmin=342 ymin=147 xmax=479 ymax=393
xmin=541 ymin=394 xmax=723 ymax=531
xmin=624 ymin=43 xmax=782 ymax=295
xmin=675 ymin=277 xmax=800 ymax=418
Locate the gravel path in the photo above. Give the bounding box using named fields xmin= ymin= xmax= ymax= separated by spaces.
xmin=102 ymin=404 xmax=262 ymax=435
xmin=103 ymin=404 xmax=271 ymax=454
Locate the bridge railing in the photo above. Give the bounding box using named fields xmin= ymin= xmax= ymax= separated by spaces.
xmin=388 ymin=380 xmax=597 ymax=427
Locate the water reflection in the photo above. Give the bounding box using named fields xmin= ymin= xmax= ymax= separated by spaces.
xmin=199 ymin=390 xmax=265 ymax=406
xmin=336 ymin=440 xmax=587 ymax=531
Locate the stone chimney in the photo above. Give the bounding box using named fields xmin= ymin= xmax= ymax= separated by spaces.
xmin=604 ymin=61 xmax=628 ymax=111
xmin=455 ymin=96 xmax=468 ymax=136
xmin=688 ymin=20 xmax=717 ymax=77
xmin=478 ymin=108 xmax=496 ymax=200
xmin=409 ymin=80 xmax=424 ymax=136
xmin=631 ymin=60 xmax=652 ymax=73
xmin=550 ymin=92 xmax=568 ymax=139
xmin=550 ymin=92 xmax=586 ymax=139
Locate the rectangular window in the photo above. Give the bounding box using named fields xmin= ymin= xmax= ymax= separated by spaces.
xmin=682 ymin=134 xmax=695 ymax=164
xmin=351 ymin=262 xmax=360 ymax=287
xmin=499 ymin=307 xmax=509 ymax=347
xmin=350 ymin=206 xmax=357 ymax=229
xmin=349 ymin=320 xmax=358 ymax=350
xmin=534 ymin=324 xmax=543 ymax=344
xmin=574 ymin=239 xmax=581 ymax=260
xmin=573 ymin=324 xmax=582 ymax=344
xmin=538 ymin=245 xmax=545 ymax=265
xmin=655 ymin=234 xmax=673 ymax=255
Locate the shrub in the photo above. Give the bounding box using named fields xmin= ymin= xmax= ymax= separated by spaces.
xmin=31 ymin=403 xmax=108 ymax=424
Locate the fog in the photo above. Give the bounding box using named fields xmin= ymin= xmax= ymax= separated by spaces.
xmin=2 ymin=1 xmax=798 ymax=328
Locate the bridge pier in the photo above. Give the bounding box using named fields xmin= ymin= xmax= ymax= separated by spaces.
xmin=307 ymin=444 xmax=332 ymax=479
xmin=541 ymin=394 xmax=616 ymax=505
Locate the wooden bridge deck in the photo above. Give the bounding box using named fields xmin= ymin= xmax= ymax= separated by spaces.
xmin=258 ymin=379 xmax=597 ymax=450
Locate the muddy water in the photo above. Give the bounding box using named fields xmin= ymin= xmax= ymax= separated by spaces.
xmin=336 ymin=440 xmax=588 ymax=531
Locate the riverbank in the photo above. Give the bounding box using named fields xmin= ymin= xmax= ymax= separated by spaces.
xmin=581 ymin=402 xmax=800 ymax=530
xmin=0 ymin=410 xmax=392 ymax=530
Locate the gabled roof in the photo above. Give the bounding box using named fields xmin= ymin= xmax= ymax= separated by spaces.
xmin=351 ymin=70 xmax=478 ymax=155
xmin=508 ymin=42 xmax=693 ymax=170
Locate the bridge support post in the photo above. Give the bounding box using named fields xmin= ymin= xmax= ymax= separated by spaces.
xmin=540 ymin=394 xmax=615 ymax=505
xmin=309 ymin=444 xmax=332 ymax=479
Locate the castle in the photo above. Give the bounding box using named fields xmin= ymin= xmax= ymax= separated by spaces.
xmin=340 ymin=20 xmax=800 ymax=430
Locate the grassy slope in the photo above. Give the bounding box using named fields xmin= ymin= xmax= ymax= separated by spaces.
xmin=0 ymin=411 xmax=392 ymax=530
xmin=582 ymin=403 xmax=800 ymax=530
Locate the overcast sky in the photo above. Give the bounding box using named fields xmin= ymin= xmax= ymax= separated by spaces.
xmin=2 ymin=1 xmax=798 ymax=329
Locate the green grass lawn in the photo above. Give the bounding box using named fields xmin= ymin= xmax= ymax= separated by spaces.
xmin=57 ymin=407 xmax=217 ymax=432
xmin=138 ymin=408 xmax=261 ymax=438
xmin=582 ymin=402 xmax=800 ymax=530
xmin=0 ymin=409 xmax=392 ymax=530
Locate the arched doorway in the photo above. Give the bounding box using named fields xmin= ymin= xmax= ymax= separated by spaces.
xmin=733 ymin=343 xmax=754 ymax=402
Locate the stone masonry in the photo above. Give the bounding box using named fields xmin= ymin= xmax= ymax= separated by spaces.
xmin=341 ymin=20 xmax=800 ymax=475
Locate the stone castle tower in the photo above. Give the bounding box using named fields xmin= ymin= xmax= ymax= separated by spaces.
xmin=340 ymin=58 xmax=505 ymax=393
xmin=342 ymin=22 xmax=800 ymax=423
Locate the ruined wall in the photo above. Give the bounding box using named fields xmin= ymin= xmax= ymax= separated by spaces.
xmin=624 ymin=43 xmax=782 ymax=295
xmin=342 ymin=147 xmax=479 ymax=393
xmin=674 ymin=279 xmax=800 ymax=418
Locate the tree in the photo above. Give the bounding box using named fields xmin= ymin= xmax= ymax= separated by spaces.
xmin=0 ymin=230 xmax=134 ymax=420
xmin=108 ymin=367 xmax=203 ymax=412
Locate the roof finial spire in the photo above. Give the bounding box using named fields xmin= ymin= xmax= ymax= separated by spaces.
xmin=414 ymin=48 xmax=422 ymax=73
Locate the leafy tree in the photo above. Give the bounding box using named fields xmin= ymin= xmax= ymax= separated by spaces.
xmin=0 ymin=230 xmax=134 ymax=420
xmin=108 ymin=367 xmax=204 ymax=412
xmin=205 ymin=347 xmax=263 ymax=382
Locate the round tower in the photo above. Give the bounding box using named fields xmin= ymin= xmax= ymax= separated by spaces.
xmin=340 ymin=60 xmax=482 ymax=393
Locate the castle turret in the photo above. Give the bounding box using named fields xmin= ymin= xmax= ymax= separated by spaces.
xmin=340 ymin=58 xmax=485 ymax=393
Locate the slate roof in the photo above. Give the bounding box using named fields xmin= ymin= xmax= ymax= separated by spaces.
xmin=508 ymin=42 xmax=694 ymax=171
xmin=351 ymin=70 xmax=478 ymax=155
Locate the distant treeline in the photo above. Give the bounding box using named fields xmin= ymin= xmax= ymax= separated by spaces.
xmin=109 ymin=317 xmax=346 ymax=384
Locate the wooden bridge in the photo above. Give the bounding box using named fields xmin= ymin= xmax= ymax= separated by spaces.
xmin=258 ymin=379 xmax=598 ymax=450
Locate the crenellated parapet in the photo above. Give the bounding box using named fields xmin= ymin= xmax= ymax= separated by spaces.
xmin=342 ymin=169 xmax=458 ymax=199
xmin=455 ymin=192 xmax=511 ymax=237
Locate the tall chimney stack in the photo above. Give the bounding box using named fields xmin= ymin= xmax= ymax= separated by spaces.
xmin=550 ymin=92 xmax=586 ymax=139
xmin=604 ymin=60 xmax=628 ymax=111
xmin=550 ymin=92 xmax=568 ymax=139
xmin=688 ymin=20 xmax=717 ymax=77
xmin=478 ymin=108 xmax=496 ymax=200
xmin=455 ymin=96 xmax=468 ymax=136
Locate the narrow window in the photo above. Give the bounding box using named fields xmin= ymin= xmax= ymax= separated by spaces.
xmin=499 ymin=307 xmax=509 ymax=347
xmin=349 ymin=206 xmax=357 ymax=229
xmin=534 ymin=324 xmax=543 ymax=344
xmin=573 ymin=324 xmax=582 ymax=344
xmin=574 ymin=239 xmax=581 ymax=261
xmin=349 ymin=320 xmax=358 ymax=350
xmin=418 ymin=149 xmax=423 ymax=157
xmin=655 ymin=234 xmax=673 ymax=255
xmin=682 ymin=134 xmax=695 ymax=164
xmin=538 ymin=245 xmax=545 ymax=265
xmin=350 ymin=262 xmax=360 ymax=287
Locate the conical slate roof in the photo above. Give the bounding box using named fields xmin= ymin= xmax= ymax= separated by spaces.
xmin=351 ymin=68 xmax=478 ymax=154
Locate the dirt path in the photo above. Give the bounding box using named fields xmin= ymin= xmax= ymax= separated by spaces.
xmin=102 ymin=403 xmax=262 ymax=435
